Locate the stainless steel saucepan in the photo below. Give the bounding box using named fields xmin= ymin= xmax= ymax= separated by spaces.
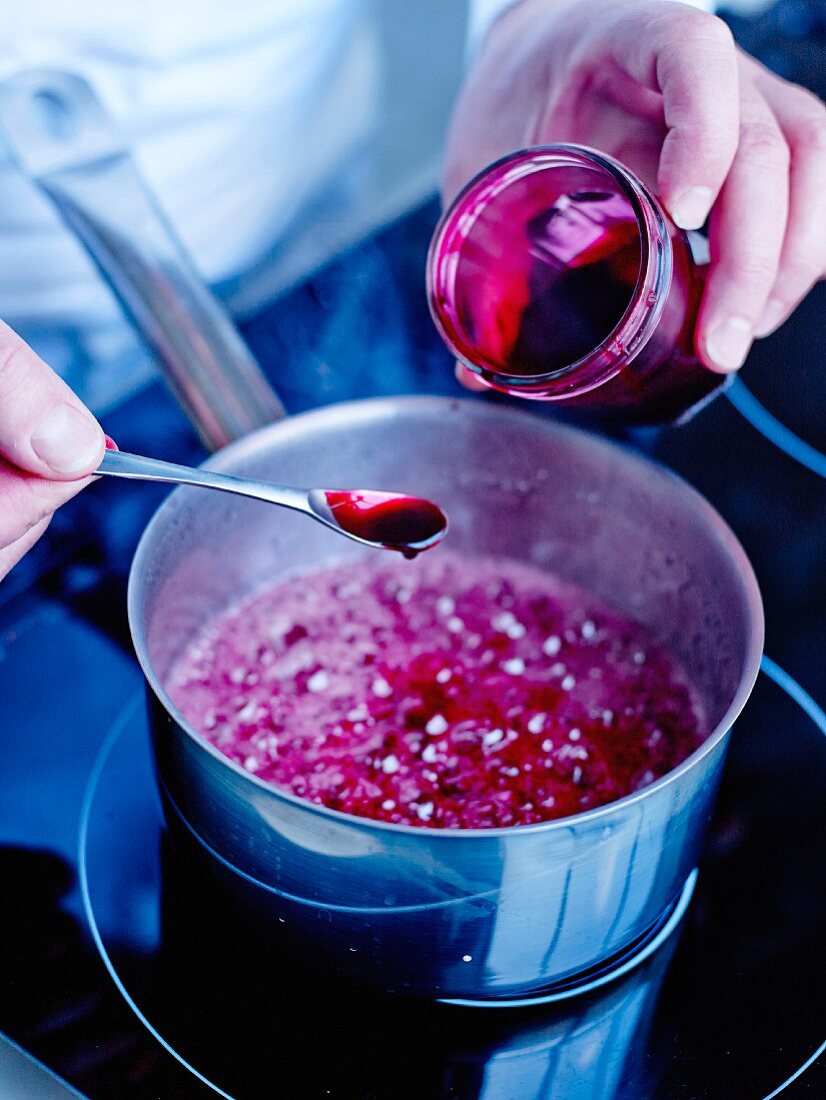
xmin=3 ymin=70 xmax=763 ymax=1001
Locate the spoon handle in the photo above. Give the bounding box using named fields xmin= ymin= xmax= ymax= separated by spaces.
xmin=97 ymin=449 xmax=308 ymax=511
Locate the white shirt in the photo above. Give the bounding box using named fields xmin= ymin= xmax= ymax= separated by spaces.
xmin=0 ymin=0 xmax=378 ymax=406
xmin=0 ymin=0 xmax=714 ymax=408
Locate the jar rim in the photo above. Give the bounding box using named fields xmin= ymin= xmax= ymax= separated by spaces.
xmin=427 ymin=144 xmax=673 ymax=398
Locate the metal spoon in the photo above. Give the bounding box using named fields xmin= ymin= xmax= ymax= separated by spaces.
xmin=96 ymin=449 xmax=448 ymax=557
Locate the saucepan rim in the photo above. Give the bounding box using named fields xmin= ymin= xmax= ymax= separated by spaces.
xmin=128 ymin=395 xmax=764 ymax=840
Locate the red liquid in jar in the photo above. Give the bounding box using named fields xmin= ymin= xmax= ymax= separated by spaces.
xmin=169 ymin=552 xmax=706 ymax=830
xmin=323 ymin=491 xmax=447 ymax=558
xmin=430 ymin=148 xmax=726 ymax=424
xmin=458 ymin=189 xmax=642 ymax=376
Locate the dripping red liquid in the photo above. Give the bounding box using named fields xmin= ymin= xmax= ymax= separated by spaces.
xmin=323 ymin=490 xmax=447 ymax=557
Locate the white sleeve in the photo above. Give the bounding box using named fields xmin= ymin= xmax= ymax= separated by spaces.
xmin=468 ymin=0 xmax=716 ymax=60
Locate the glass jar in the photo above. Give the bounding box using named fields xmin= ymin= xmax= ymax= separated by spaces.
xmin=427 ymin=145 xmax=728 ymax=426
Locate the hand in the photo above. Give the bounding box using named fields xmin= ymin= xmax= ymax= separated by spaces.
xmin=0 ymin=320 xmax=105 ymax=581
xmin=444 ymin=0 xmax=826 ymax=375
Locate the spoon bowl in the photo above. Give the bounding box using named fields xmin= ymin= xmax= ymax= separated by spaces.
xmin=309 ymin=489 xmax=448 ymax=558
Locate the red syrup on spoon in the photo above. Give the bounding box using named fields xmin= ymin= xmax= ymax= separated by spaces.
xmin=322 ymin=491 xmax=447 ymax=559
xmin=169 ymin=552 xmax=706 ymax=830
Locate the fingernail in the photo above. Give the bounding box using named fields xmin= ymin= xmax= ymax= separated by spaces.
xmin=31 ymin=403 xmax=104 ymax=475
xmin=669 ymin=187 xmax=714 ymax=231
xmin=705 ymin=317 xmax=752 ymax=373
xmin=454 ymin=361 xmax=489 ymax=392
xmin=754 ymin=298 xmax=786 ymax=338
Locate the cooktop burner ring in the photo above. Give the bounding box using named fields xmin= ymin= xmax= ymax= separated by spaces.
xmin=79 ymin=693 xmax=234 ymax=1098
xmin=76 ymin=654 xmax=826 ymax=1098
xmin=727 ymin=377 xmax=826 ymax=481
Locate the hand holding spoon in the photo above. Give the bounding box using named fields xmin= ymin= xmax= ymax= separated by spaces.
xmin=96 ymin=449 xmax=447 ymax=557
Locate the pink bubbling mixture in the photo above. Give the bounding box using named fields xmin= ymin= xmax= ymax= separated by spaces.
xmin=168 ymin=552 xmax=706 ymax=829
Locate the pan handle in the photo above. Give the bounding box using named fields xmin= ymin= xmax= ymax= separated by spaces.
xmin=0 ymin=69 xmax=286 ymax=451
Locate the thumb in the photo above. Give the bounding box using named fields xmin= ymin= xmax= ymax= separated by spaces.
xmin=0 ymin=319 xmax=104 ymax=480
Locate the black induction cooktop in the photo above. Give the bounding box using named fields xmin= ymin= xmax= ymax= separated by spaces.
xmin=1 ymin=204 xmax=824 ymax=1098
xmin=1 ymin=7 xmax=826 ymax=1094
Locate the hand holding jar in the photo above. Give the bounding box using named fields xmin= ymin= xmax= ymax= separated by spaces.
xmin=0 ymin=321 xmax=104 ymax=582
xmin=444 ymin=0 xmax=826 ymax=390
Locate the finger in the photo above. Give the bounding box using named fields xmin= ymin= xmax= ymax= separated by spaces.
xmin=0 ymin=457 xmax=93 ymax=548
xmin=455 ymin=361 xmax=491 ymax=392
xmin=0 ymin=516 xmax=51 ymax=584
xmin=751 ymin=80 xmax=826 ymax=336
xmin=0 ymin=318 xmax=104 ymax=480
xmin=612 ymin=6 xmax=739 ymax=229
xmin=696 ymin=84 xmax=790 ymax=372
